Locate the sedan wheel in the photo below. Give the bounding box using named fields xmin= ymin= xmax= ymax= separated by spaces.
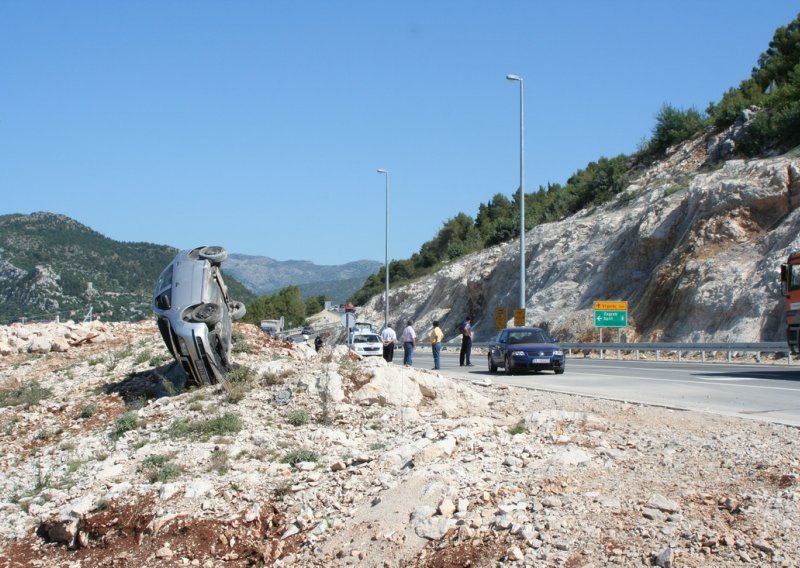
xmin=198 ymin=246 xmax=228 ymax=265
xmin=488 ymin=354 xmax=497 ymax=373
xmin=504 ymin=355 xmax=513 ymax=375
xmin=188 ymin=302 xmax=222 ymax=326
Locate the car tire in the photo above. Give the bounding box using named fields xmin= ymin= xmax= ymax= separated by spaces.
xmin=504 ymin=355 xmax=513 ymax=375
xmin=229 ymin=301 xmax=246 ymax=321
xmin=488 ymin=354 xmax=497 ymax=373
xmin=188 ymin=302 xmax=222 ymax=326
xmin=198 ymin=246 xmax=228 ymax=265
xmin=554 ymin=367 xmax=565 ymax=375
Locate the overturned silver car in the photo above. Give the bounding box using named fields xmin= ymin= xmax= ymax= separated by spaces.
xmin=153 ymin=246 xmax=246 ymax=387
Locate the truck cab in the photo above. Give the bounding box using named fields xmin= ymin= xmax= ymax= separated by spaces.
xmin=780 ymin=251 xmax=800 ymax=353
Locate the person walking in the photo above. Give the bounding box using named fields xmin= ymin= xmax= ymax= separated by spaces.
xmin=430 ymin=320 xmax=444 ymax=369
xmin=380 ymin=324 xmax=397 ymax=363
xmin=401 ymin=319 xmax=416 ymax=367
xmin=459 ymin=316 xmax=474 ymax=366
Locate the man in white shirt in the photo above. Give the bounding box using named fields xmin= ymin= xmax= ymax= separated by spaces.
xmin=380 ymin=324 xmax=397 ymax=363
xmin=401 ymin=320 xmax=416 ymax=367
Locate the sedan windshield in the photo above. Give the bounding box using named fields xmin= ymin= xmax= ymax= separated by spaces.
xmin=508 ymin=330 xmax=549 ymax=344
xmin=354 ymin=334 xmax=380 ymax=344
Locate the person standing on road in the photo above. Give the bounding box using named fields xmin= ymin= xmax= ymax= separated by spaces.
xmin=459 ymin=316 xmax=474 ymax=366
xmin=401 ymin=319 xmax=417 ymax=367
xmin=380 ymin=324 xmax=397 ymax=363
xmin=430 ymin=320 xmax=444 ymax=370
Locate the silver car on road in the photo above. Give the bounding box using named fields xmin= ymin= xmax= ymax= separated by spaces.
xmin=153 ymin=246 xmax=246 ymax=387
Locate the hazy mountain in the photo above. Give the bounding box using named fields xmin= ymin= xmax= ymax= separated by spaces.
xmin=222 ymin=254 xmax=381 ymax=301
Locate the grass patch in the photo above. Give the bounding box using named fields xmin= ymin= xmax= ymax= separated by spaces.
xmin=280 ymin=449 xmax=319 ymax=465
xmin=111 ymin=412 xmax=139 ymax=440
xmin=79 ymin=404 xmax=97 ymax=419
xmin=134 ymin=350 xmax=152 ymax=365
xmin=508 ymin=421 xmax=526 ymax=436
xmin=140 ymin=454 xmax=182 ymax=483
xmin=286 ymin=409 xmax=309 ymax=427
xmin=149 ymin=353 xmax=170 ymax=367
xmin=209 ymin=448 xmax=230 ymax=474
xmin=225 ymin=366 xmax=255 ymax=404
xmin=169 ymin=412 xmax=242 ymax=440
xmin=0 ymin=381 xmax=52 ymax=408
xmin=368 ymin=442 xmax=385 ymax=451
xmin=34 ymin=426 xmax=64 ymax=441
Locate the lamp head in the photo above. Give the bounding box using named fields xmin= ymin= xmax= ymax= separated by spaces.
xmin=377 ymin=168 xmax=388 ymax=174
xmin=506 ymin=74 xmax=522 ymax=81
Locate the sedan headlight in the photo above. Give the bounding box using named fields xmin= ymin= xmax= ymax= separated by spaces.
xmin=511 ymin=350 xmax=526 ymax=356
xmin=553 ymin=349 xmax=564 ymax=356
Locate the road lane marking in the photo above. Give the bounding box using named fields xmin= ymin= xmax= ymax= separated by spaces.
xmin=555 ymin=371 xmax=800 ymax=393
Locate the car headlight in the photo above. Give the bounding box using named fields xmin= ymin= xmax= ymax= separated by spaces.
xmin=553 ymin=350 xmax=564 ymax=356
xmin=511 ymin=350 xmax=526 ymax=356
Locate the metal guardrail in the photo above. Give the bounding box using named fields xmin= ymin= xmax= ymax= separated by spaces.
xmin=464 ymin=341 xmax=795 ymax=365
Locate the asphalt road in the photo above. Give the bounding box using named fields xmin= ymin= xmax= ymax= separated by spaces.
xmin=395 ymin=347 xmax=800 ymax=427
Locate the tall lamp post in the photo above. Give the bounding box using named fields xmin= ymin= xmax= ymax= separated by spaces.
xmin=377 ymin=168 xmax=390 ymax=329
xmin=506 ymin=74 xmax=525 ymax=310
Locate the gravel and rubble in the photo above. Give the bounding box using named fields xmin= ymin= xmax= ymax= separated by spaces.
xmin=0 ymin=320 xmax=798 ymax=567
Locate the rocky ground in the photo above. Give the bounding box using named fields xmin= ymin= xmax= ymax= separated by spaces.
xmin=0 ymin=319 xmax=798 ymax=567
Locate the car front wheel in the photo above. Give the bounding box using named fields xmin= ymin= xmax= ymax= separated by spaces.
xmin=488 ymin=354 xmax=497 ymax=373
xmin=504 ymin=355 xmax=513 ymax=375
xmin=554 ymin=367 xmax=565 ymax=375
xmin=188 ymin=302 xmax=222 ymax=326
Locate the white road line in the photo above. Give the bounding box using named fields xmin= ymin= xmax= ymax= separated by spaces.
xmin=560 ymin=371 xmax=800 ymax=392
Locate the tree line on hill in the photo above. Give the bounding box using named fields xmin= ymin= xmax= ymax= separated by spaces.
xmin=348 ymin=12 xmax=800 ymax=308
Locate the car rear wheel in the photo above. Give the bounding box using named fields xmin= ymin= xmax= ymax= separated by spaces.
xmin=488 ymin=354 xmax=497 ymax=373
xmin=188 ymin=302 xmax=222 ymax=326
xmin=198 ymin=246 xmax=228 ymax=265
xmin=228 ymin=301 xmax=246 ymax=320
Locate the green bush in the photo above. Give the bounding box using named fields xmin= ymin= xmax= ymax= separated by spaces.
xmin=280 ymin=449 xmax=319 ymax=465
xmin=287 ymin=409 xmax=309 ymax=427
xmin=169 ymin=412 xmax=242 ymax=440
xmin=141 ymin=454 xmax=182 ymax=483
xmin=111 ymin=412 xmax=139 ymax=440
xmin=0 ymin=381 xmax=52 ymax=408
xmin=642 ymin=104 xmax=707 ymax=157
xmin=78 ymin=404 xmax=97 ymax=419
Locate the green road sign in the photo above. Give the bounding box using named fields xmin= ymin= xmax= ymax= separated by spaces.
xmin=594 ymin=309 xmax=627 ymax=328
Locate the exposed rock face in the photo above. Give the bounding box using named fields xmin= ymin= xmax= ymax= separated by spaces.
xmin=359 ymin=143 xmax=800 ymax=343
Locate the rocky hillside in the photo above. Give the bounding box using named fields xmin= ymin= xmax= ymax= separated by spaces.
xmin=0 ymin=321 xmax=797 ymax=566
xmin=358 ymin=118 xmax=800 ymax=344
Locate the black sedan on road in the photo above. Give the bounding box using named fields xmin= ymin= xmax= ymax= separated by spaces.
xmin=488 ymin=327 xmax=565 ymax=375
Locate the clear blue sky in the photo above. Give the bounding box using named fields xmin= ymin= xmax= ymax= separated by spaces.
xmin=1 ymin=1 xmax=798 ymax=266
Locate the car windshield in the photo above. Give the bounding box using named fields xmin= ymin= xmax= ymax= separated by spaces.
xmin=354 ymin=334 xmax=380 ymax=343
xmin=508 ymin=330 xmax=549 ymax=344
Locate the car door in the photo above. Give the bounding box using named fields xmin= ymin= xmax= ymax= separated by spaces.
xmin=490 ymin=330 xmax=508 ymax=366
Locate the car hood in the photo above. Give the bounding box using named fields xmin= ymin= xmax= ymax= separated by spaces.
xmin=507 ymin=342 xmax=559 ymax=350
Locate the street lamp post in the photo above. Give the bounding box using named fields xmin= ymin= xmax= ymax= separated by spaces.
xmin=377 ymin=168 xmax=390 ymax=329
xmin=506 ymin=74 xmax=525 ymax=310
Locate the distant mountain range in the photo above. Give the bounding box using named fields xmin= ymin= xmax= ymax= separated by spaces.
xmin=0 ymin=212 xmax=379 ymax=324
xmin=222 ymin=255 xmax=381 ymax=301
